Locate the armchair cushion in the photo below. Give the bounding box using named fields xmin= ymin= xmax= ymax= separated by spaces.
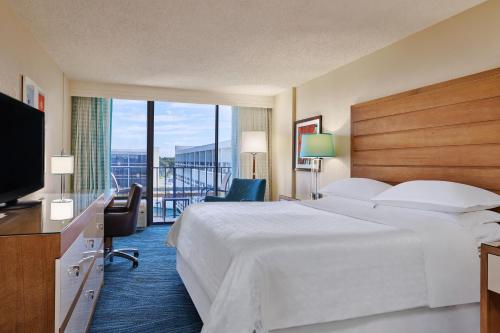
xmin=204 ymin=178 xmax=266 ymax=202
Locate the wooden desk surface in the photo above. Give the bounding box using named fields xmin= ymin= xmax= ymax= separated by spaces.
xmin=0 ymin=191 xmax=113 ymax=237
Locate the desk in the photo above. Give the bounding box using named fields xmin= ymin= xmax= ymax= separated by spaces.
xmin=0 ymin=191 xmax=113 ymax=333
xmin=162 ymin=197 xmax=190 ymax=219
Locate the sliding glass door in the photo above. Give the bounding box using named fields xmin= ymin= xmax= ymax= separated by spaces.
xmin=153 ymin=101 xmax=216 ymax=223
xmin=110 ymin=99 xmax=236 ymax=224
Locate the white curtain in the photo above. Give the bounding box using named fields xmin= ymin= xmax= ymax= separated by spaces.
xmin=231 ymin=106 xmax=272 ymax=200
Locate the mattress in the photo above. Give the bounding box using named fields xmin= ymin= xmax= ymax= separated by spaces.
xmin=167 ymin=197 xmax=481 ymax=333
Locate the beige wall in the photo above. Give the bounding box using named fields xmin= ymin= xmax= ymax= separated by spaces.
xmin=0 ymin=0 xmax=69 ymax=194
xmin=273 ymin=0 xmax=500 ymax=199
xmin=70 ymin=80 xmax=274 ymax=108
xmin=271 ymin=88 xmax=294 ymax=199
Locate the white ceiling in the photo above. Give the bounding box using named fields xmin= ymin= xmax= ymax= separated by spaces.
xmin=8 ymin=0 xmax=483 ymax=96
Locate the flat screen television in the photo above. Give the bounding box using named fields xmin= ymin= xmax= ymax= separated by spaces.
xmin=0 ymin=91 xmax=45 ymax=205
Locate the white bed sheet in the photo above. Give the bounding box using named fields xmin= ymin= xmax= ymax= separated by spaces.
xmin=177 ymin=252 xmax=480 ymax=333
xmin=167 ymin=198 xmax=480 ymax=333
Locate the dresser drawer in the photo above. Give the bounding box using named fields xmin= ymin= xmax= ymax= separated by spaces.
xmin=83 ymin=199 xmax=104 ymax=246
xmin=59 ymin=244 xmax=104 ymax=333
xmin=488 ymin=254 xmax=500 ymax=294
xmin=63 ymin=260 xmax=99 ymax=333
xmin=55 ymin=232 xmax=96 ymax=327
xmin=83 ymin=221 xmax=103 ymax=252
xmin=87 ymin=241 xmax=105 ymax=300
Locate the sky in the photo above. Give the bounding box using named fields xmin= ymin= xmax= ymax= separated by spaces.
xmin=111 ymin=99 xmax=232 ymax=157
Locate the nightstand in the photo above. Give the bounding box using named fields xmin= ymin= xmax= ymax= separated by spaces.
xmin=481 ymin=242 xmax=500 ymax=333
xmin=279 ymin=195 xmax=299 ymax=201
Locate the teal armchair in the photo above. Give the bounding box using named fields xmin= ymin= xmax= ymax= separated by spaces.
xmin=205 ymin=178 xmax=266 ymax=202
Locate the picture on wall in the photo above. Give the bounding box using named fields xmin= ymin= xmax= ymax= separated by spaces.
xmin=22 ymin=76 xmax=45 ymax=112
xmin=293 ymin=115 xmax=322 ymax=171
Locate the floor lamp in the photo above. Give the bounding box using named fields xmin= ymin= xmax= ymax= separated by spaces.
xmin=241 ymin=131 xmax=267 ymax=179
xmin=300 ymin=133 xmax=335 ymax=199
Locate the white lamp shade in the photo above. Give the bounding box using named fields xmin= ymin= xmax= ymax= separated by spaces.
xmin=241 ymin=131 xmax=267 ymax=153
xmin=51 ymin=155 xmax=74 ymax=174
xmin=50 ymin=199 xmax=74 ymax=220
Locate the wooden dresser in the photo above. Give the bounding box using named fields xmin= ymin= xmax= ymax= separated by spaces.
xmin=0 ymin=192 xmax=113 ymax=333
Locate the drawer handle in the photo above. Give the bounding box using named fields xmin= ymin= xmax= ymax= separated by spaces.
xmin=67 ymin=256 xmax=94 ymax=278
xmin=97 ymin=223 xmax=104 ymax=231
xmin=85 ymin=290 xmax=95 ymax=301
xmin=67 ymin=265 xmax=80 ymax=277
xmin=86 ymin=239 xmax=95 ymax=249
xmin=97 ymin=264 xmax=104 ymax=272
xmin=79 ymin=255 xmax=95 ymax=265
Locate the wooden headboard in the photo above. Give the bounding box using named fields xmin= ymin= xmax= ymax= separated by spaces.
xmin=351 ymin=67 xmax=500 ymax=196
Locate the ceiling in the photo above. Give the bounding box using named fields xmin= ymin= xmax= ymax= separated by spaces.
xmin=8 ymin=0 xmax=483 ymax=96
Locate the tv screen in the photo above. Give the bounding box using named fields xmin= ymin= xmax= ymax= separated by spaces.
xmin=0 ymin=92 xmax=44 ymax=205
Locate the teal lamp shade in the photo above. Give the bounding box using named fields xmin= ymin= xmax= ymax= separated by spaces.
xmin=300 ymin=133 xmax=335 ymax=158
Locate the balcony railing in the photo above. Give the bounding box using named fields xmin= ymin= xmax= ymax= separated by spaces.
xmin=111 ymin=165 xmax=232 ymax=223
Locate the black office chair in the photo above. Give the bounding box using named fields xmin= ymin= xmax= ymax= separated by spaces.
xmin=104 ymin=183 xmax=142 ymax=268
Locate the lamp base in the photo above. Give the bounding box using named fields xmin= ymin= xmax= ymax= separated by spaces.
xmin=311 ymin=192 xmax=323 ymax=200
xmin=310 ymin=158 xmax=322 ymax=200
xmin=50 ymin=199 xmax=74 ymax=220
xmin=52 ymin=198 xmax=73 ymax=204
xmin=252 ymin=153 xmax=257 ymax=179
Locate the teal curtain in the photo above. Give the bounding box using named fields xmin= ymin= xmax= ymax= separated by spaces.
xmin=71 ymin=97 xmax=111 ymax=192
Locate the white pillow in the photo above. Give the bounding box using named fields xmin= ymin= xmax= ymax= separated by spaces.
xmin=372 ymin=180 xmax=500 ymax=213
xmin=470 ymin=223 xmax=500 ymax=247
xmin=439 ymin=210 xmax=500 ymax=229
xmin=312 ymin=195 xmax=377 ymax=209
xmin=319 ymin=178 xmax=392 ymax=201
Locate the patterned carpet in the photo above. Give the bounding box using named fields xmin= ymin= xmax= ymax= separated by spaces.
xmin=89 ymin=226 xmax=203 ymax=333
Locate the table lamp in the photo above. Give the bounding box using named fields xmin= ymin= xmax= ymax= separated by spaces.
xmin=300 ymin=133 xmax=335 ymax=199
xmin=50 ymin=154 xmax=74 ymax=220
xmin=241 ymin=131 xmax=267 ymax=179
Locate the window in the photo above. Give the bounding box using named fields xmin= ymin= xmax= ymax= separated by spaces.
xmin=110 ymin=99 xmax=239 ymax=223
xmin=110 ymin=99 xmax=148 ymax=195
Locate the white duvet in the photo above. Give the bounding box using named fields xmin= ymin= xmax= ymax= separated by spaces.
xmin=167 ymin=197 xmax=480 ymax=333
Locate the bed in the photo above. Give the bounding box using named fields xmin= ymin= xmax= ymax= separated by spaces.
xmin=169 ymin=198 xmax=488 ymax=333
xmin=167 ymin=67 xmax=500 ymax=333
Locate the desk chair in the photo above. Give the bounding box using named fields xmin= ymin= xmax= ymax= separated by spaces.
xmin=104 ymin=183 xmax=142 ymax=268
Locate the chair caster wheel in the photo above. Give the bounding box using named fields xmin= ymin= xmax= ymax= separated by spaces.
xmin=133 ymin=261 xmax=139 ymax=268
xmin=134 ymin=251 xmax=139 ymax=258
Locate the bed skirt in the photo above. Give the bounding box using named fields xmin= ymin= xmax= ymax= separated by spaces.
xmin=177 ymin=252 xmax=479 ymax=333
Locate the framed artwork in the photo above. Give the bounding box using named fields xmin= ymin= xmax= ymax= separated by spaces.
xmin=293 ymin=115 xmax=322 ymax=171
xmin=22 ymin=76 xmax=45 ymax=111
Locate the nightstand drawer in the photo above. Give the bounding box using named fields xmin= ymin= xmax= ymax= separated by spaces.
xmin=488 ymin=254 xmax=500 ymax=294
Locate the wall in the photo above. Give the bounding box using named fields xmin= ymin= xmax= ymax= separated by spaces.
xmin=273 ymin=0 xmax=500 ymax=199
xmin=70 ymin=80 xmax=274 ymax=108
xmin=0 ymin=0 xmax=69 ymax=194
xmin=271 ymin=89 xmax=294 ymax=199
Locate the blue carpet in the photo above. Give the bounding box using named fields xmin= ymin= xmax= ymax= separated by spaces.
xmin=89 ymin=226 xmax=203 ymax=333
